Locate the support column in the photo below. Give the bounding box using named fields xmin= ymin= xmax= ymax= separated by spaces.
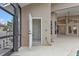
xmin=77 ymin=16 xmax=79 ymax=36
xmin=51 ymin=12 xmax=57 ymax=41
xmin=66 ymin=16 xmax=68 ymax=35
xmin=12 ymin=4 xmax=18 ymax=51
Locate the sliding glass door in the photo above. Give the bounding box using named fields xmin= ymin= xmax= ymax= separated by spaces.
xmin=0 ymin=3 xmax=21 ymax=56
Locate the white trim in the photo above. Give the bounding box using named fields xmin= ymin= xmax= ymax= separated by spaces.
xmin=29 ymin=13 xmax=32 ymax=48
xmin=32 ymin=17 xmax=42 ymax=20
xmin=32 ymin=17 xmax=42 ymax=45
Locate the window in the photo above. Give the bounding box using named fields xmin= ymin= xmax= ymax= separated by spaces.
xmin=50 ymin=20 xmax=52 ymax=35
xmin=0 ymin=3 xmax=21 ymax=56
xmin=68 ymin=26 xmax=72 ymax=34
xmin=73 ymin=25 xmax=77 ymax=34
xmin=0 ymin=8 xmax=13 ymax=55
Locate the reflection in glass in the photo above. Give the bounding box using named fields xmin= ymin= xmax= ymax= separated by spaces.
xmin=68 ymin=26 xmax=72 ymax=34
xmin=73 ymin=25 xmax=77 ymax=34
xmin=57 ymin=17 xmax=66 ymax=24
xmin=0 ymin=9 xmax=13 ymax=36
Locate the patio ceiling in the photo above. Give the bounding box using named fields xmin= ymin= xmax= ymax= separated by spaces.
xmin=0 ymin=3 xmax=31 ymax=14
xmin=0 ymin=3 xmax=31 ymax=7
xmin=55 ymin=6 xmax=79 ymax=17
xmin=19 ymin=3 xmax=31 ymax=7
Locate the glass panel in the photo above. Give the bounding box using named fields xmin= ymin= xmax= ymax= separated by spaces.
xmin=0 ymin=8 xmax=13 ymax=55
xmin=73 ymin=25 xmax=77 ymax=34
xmin=0 ymin=3 xmax=14 ymax=14
xmin=57 ymin=17 xmax=66 ymax=24
xmin=68 ymin=16 xmax=78 ymax=24
xmin=55 ymin=21 xmax=57 ymax=34
xmin=57 ymin=25 xmax=59 ymax=34
xmin=68 ymin=19 xmax=73 ymax=24
xmin=68 ymin=26 xmax=72 ymax=34
xmin=50 ymin=20 xmax=52 ymax=35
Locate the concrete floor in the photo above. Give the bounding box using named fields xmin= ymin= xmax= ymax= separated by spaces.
xmin=11 ymin=36 xmax=79 ymax=56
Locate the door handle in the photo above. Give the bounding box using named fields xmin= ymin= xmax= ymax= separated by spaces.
xmin=28 ymin=32 xmax=32 ymax=34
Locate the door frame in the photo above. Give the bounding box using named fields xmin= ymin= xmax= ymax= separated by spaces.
xmin=32 ymin=17 xmax=42 ymax=45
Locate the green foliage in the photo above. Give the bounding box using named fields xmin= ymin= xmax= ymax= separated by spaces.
xmin=3 ymin=20 xmax=13 ymax=31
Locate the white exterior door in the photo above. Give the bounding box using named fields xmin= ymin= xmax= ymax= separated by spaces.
xmin=29 ymin=13 xmax=32 ymax=48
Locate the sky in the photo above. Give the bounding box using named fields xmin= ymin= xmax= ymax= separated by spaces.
xmin=0 ymin=9 xmax=13 ymax=24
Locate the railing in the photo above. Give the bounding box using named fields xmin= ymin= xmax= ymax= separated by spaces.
xmin=0 ymin=31 xmax=13 ymax=55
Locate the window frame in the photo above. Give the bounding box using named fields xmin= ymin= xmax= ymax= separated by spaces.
xmin=0 ymin=3 xmax=21 ymax=56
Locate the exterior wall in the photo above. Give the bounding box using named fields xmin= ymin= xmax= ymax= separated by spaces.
xmin=51 ymin=3 xmax=79 ymax=37
xmin=21 ymin=3 xmax=51 ymax=47
xmin=51 ymin=3 xmax=79 ymax=12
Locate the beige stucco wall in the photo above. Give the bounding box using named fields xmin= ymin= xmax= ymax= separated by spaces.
xmin=21 ymin=3 xmax=51 ymax=47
